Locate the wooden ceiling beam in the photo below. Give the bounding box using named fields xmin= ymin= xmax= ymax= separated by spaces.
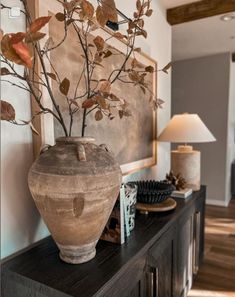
xmin=167 ymin=0 xmax=235 ymax=25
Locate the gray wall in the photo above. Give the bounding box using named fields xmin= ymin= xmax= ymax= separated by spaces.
xmin=172 ymin=53 xmax=232 ymax=205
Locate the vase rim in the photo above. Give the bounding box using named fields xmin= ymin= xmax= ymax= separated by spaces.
xmin=56 ymin=137 xmax=95 ymax=144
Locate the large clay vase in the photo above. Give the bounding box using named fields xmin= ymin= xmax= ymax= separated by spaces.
xmin=28 ymin=137 xmax=122 ymax=264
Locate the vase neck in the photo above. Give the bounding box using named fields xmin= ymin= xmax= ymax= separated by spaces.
xmin=56 ymin=137 xmax=95 ymax=145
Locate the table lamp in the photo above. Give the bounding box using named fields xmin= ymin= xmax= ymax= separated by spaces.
xmin=158 ymin=113 xmax=216 ymax=191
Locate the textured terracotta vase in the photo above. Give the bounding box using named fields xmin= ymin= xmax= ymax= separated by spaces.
xmin=28 ymin=137 xmax=122 ymax=264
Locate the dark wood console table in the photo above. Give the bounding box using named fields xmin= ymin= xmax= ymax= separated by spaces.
xmin=1 ymin=186 xmax=206 ymax=297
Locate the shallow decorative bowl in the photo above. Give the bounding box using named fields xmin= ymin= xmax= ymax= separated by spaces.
xmin=135 ymin=180 xmax=175 ymax=204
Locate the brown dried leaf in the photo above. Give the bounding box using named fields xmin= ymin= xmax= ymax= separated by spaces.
xmin=55 ymin=12 xmax=66 ymax=22
xmin=1 ymin=67 xmax=10 ymax=75
xmin=119 ymin=110 xmax=123 ymax=119
xmin=113 ymin=32 xmax=125 ymax=39
xmin=25 ymin=32 xmax=46 ymax=43
xmin=59 ymin=78 xmax=70 ymax=96
xmin=93 ymin=35 xmax=104 ymax=52
xmin=136 ymin=0 xmax=142 ymax=11
xmin=101 ymin=0 xmax=118 ymax=22
xmin=80 ymin=0 xmax=94 ymax=20
xmin=0 ymin=100 xmax=15 ymax=121
xmin=95 ymin=110 xmax=103 ymax=121
xmin=94 ymin=52 xmax=103 ymax=63
xmin=96 ymin=96 xmax=108 ymax=109
xmin=134 ymin=47 xmax=141 ymax=53
xmin=46 ymin=72 xmax=57 ymax=80
xmin=128 ymin=71 xmax=140 ymax=82
xmin=82 ymin=98 xmax=95 ymax=108
xmin=162 ymin=62 xmax=172 ymax=74
xmin=137 ymin=19 xmax=144 ymax=28
xmin=104 ymin=50 xmax=112 ymax=58
xmin=145 ymin=65 xmax=154 ymax=73
xmin=99 ymin=80 xmax=111 ymax=93
xmin=29 ymin=16 xmax=52 ymax=33
xmin=43 ymin=37 xmax=54 ymax=52
xmin=109 ymin=93 xmax=120 ymax=101
xmin=146 ymin=9 xmax=153 ymax=17
xmin=70 ymin=99 xmax=79 ymax=107
xmin=96 ymin=5 xmax=108 ymax=27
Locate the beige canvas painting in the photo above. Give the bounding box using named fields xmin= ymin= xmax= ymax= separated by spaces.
xmin=30 ymin=1 xmax=157 ymax=175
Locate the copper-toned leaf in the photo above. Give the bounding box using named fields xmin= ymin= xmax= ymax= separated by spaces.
xmin=104 ymin=50 xmax=112 ymax=58
xmin=63 ymin=0 xmax=79 ymax=13
xmin=1 ymin=34 xmax=23 ymax=65
xmin=25 ymin=32 xmax=46 ymax=43
xmin=101 ymin=0 xmax=118 ymax=22
xmin=134 ymin=47 xmax=141 ymax=53
xmin=55 ymin=12 xmax=66 ymax=22
xmin=99 ymin=80 xmax=111 ymax=93
xmin=137 ymin=19 xmax=144 ymax=28
xmin=113 ymin=32 xmax=125 ymax=39
xmin=128 ymin=71 xmax=140 ymax=82
xmin=93 ymin=35 xmax=104 ymax=52
xmin=162 ymin=62 xmax=172 ymax=73
xmin=136 ymin=0 xmax=142 ymax=11
xmin=12 ymin=42 xmax=33 ymax=68
xmin=80 ymin=0 xmax=94 ymax=20
xmin=141 ymin=29 xmax=147 ymax=38
xmin=29 ymin=16 xmax=52 ymax=33
xmin=94 ymin=52 xmax=102 ymax=63
xmin=109 ymin=93 xmax=120 ymax=101
xmin=82 ymin=98 xmax=95 ymax=108
xmin=43 ymin=37 xmax=54 ymax=52
xmin=119 ymin=110 xmax=123 ymax=119
xmin=146 ymin=9 xmax=153 ymax=17
xmin=10 ymin=32 xmax=26 ymax=44
xmin=70 ymin=99 xmax=79 ymax=107
xmin=96 ymin=5 xmax=108 ymax=27
xmin=0 ymin=100 xmax=15 ymax=121
xmin=123 ymin=109 xmax=132 ymax=117
xmin=95 ymin=110 xmax=103 ymax=121
xmin=59 ymin=78 xmax=70 ymax=96
xmin=96 ymin=96 xmax=108 ymax=109
xmin=145 ymin=65 xmax=154 ymax=73
xmin=1 ymin=67 xmax=10 ymax=75
xmin=46 ymin=72 xmax=57 ymax=80
xmin=131 ymin=58 xmax=138 ymax=68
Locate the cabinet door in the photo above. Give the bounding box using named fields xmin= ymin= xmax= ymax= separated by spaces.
xmin=99 ymin=255 xmax=147 ymax=297
xmin=146 ymin=227 xmax=175 ymax=297
xmin=176 ymin=213 xmax=194 ymax=297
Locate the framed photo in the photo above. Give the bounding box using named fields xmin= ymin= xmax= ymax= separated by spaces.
xmin=28 ymin=0 xmax=157 ymax=175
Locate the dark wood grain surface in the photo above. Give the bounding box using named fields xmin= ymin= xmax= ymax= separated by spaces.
xmin=2 ymin=187 xmax=206 ymax=297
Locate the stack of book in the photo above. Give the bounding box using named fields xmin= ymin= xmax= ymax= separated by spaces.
xmin=171 ymin=188 xmax=193 ymax=198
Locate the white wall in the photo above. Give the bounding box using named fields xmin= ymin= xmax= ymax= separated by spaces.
xmin=1 ymin=0 xmax=49 ymax=260
xmin=1 ymin=0 xmax=171 ymax=259
xmin=225 ymin=59 xmax=235 ymax=205
xmin=172 ymin=53 xmax=232 ymax=206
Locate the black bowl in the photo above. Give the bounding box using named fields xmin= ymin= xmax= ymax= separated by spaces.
xmin=134 ymin=180 xmax=175 ymax=204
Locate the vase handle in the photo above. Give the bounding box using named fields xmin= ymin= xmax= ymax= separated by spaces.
xmin=40 ymin=144 xmax=52 ymax=155
xmin=77 ymin=144 xmax=86 ymax=161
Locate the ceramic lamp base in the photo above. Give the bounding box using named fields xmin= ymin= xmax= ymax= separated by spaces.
xmin=171 ymin=146 xmax=200 ymax=191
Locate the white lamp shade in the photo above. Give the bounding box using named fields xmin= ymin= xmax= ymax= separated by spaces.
xmin=158 ymin=113 xmax=216 ymax=143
